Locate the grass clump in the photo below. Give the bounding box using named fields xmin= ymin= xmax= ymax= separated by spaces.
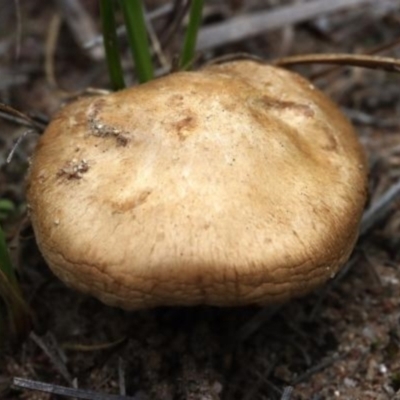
xmin=102 ymin=0 xmax=204 ymax=88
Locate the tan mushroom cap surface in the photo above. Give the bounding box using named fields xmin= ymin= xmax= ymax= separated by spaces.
xmin=27 ymin=61 xmax=368 ymax=309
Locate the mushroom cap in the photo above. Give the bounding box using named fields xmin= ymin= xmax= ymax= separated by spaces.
xmin=26 ymin=61 xmax=368 ymax=309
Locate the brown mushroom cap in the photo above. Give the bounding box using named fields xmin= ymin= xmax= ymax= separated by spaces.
xmin=26 ymin=61 xmax=368 ymax=309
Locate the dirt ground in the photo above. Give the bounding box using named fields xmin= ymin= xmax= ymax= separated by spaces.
xmin=1 ymin=1 xmax=400 ymax=399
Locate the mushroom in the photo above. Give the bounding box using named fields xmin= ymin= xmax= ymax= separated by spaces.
xmin=26 ymin=60 xmax=368 ymax=309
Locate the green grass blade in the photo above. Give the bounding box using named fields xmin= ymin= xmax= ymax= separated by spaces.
xmin=119 ymin=0 xmax=154 ymax=83
xmin=179 ymin=0 xmax=204 ymax=70
xmin=100 ymin=0 xmax=126 ymax=90
xmin=0 ymin=199 xmax=15 ymax=213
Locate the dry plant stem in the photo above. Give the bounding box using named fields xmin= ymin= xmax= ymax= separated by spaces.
xmin=45 ymin=13 xmax=62 ymax=91
xmin=44 ymin=13 xmax=97 ymax=98
xmin=143 ymin=4 xmax=170 ymax=71
xmin=159 ymin=0 xmax=189 ymax=48
xmin=252 ymin=370 xmax=282 ymax=397
xmin=55 ymin=0 xmax=104 ymax=61
xmin=290 ymin=353 xmax=342 ymax=385
xmin=234 ymin=305 xmax=282 ymax=344
xmin=360 ymin=178 xmax=400 ymax=236
xmin=0 ymin=103 xmax=44 ymax=131
xmin=196 ymin=0 xmax=392 ymax=50
xmin=30 ymin=332 xmax=72 ymax=385
xmin=202 ymin=52 xmax=265 ymax=67
xmin=13 ymin=0 xmax=21 ymax=61
xmin=240 ymin=355 xmax=281 ymax=400
xmin=118 ymin=357 xmax=126 ymax=396
xmin=0 ymin=112 xmax=45 ymax=130
xmin=280 ymin=386 xmax=294 ymax=400
xmin=61 ymin=336 xmax=126 ymax=352
xmin=311 ymin=36 xmax=400 ymax=80
xmin=6 ymin=130 xmax=31 ymax=164
xmin=274 ymin=54 xmax=400 ymax=73
xmin=11 ymin=377 xmax=137 ymax=400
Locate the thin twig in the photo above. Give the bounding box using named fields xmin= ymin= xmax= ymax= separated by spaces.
xmin=6 ymin=130 xmax=31 ymax=164
xmin=11 ymin=377 xmax=138 ymax=400
xmin=13 ymin=0 xmax=21 ymax=61
xmin=30 ymin=332 xmax=73 ymax=385
xmin=201 ymin=52 xmax=265 ymax=68
xmin=55 ymin=0 xmax=104 ymax=60
xmin=360 ymin=178 xmax=400 ymax=236
xmin=0 ymin=103 xmax=45 ymax=131
xmin=118 ymin=357 xmax=126 ymax=396
xmin=280 ymin=386 xmax=294 ymax=400
xmin=235 ymin=305 xmax=282 ymax=344
xmin=45 ymin=13 xmax=62 ymax=91
xmin=159 ymin=0 xmax=189 ymax=48
xmin=274 ymin=53 xmax=400 ymax=73
xmin=290 ymin=353 xmax=342 ymax=385
xmin=196 ymin=0 xmax=396 ymax=50
xmin=144 ymin=4 xmax=171 ymax=71
xmin=311 ymin=36 xmax=400 ymax=80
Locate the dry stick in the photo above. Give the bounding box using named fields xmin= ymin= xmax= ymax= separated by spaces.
xmin=11 ymin=377 xmax=138 ymax=400
xmin=62 ymin=336 xmax=127 ymax=352
xmin=0 ymin=103 xmax=44 ymax=131
xmin=360 ymin=178 xmax=400 ymax=236
xmin=205 ymin=53 xmax=400 ymax=77
xmin=3 ymin=107 xmax=48 ymax=164
xmin=280 ymin=386 xmax=294 ymax=400
xmin=118 ymin=357 xmax=126 ymax=396
xmin=196 ymin=0 xmax=398 ymax=51
xmin=13 ymin=0 xmax=21 ymax=61
xmin=274 ymin=53 xmax=400 ymax=73
xmin=159 ymin=0 xmax=190 ymax=48
xmin=252 ymin=368 xmax=282 ymax=397
xmin=6 ymin=130 xmax=31 ymax=164
xmin=202 ymin=52 xmax=266 ymax=68
xmin=55 ymin=0 xmax=104 ymax=61
xmin=45 ymin=9 xmax=112 ymax=99
xmin=310 ymin=36 xmax=400 ymax=81
xmin=43 ymin=13 xmax=103 ymax=98
xmin=0 ymin=111 xmax=40 ymax=129
xmin=143 ymin=4 xmax=171 ymax=71
xmin=235 ymin=305 xmax=282 ymax=344
xmin=30 ymin=332 xmax=73 ymax=386
xmin=45 ymin=13 xmax=62 ymax=91
xmin=290 ymin=353 xmax=342 ymax=385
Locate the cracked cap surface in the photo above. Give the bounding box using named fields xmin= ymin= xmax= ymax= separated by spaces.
xmin=26 ymin=61 xmax=368 ymax=309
